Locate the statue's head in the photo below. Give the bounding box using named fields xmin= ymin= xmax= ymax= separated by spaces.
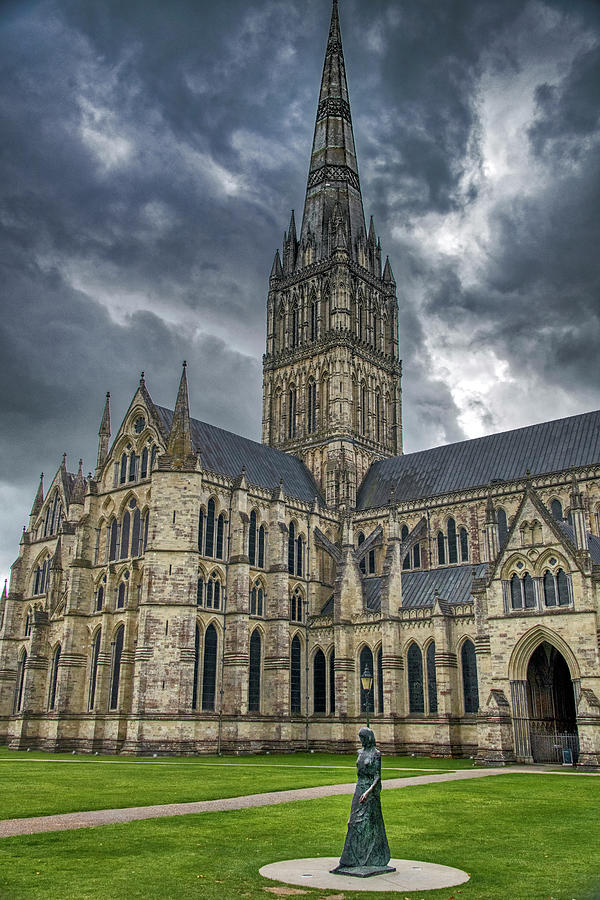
xmin=358 ymin=726 xmax=375 ymax=748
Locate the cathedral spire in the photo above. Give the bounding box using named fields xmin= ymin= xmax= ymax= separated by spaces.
xmin=30 ymin=473 xmax=44 ymax=519
xmin=96 ymin=392 xmax=111 ymax=474
xmin=299 ymin=0 xmax=366 ymax=263
xmin=166 ymin=362 xmax=195 ymax=463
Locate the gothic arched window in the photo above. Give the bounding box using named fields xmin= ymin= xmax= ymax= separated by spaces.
xmin=143 ymin=511 xmax=149 ymax=552
xmin=497 ymin=508 xmax=508 ymax=546
xmin=14 ymin=649 xmax=27 ymax=713
xmin=109 ymin=625 xmax=124 ymax=710
xmin=296 ymin=536 xmax=303 ymax=577
xmin=109 ymin=519 xmax=119 ymax=562
xmin=447 ymin=518 xmax=458 ymax=564
xmin=557 ymin=568 xmax=570 ymax=606
xmin=360 ymin=383 xmax=367 ymax=435
xmin=206 ymin=572 xmax=221 ymax=610
xmin=248 ymin=630 xmax=261 ymax=712
xmin=288 ymin=388 xmax=297 ymax=439
xmin=310 ymin=300 xmax=317 ymax=341
xmin=141 ymin=447 xmax=149 ymax=479
xmin=402 ymin=524 xmax=410 ymax=570
xmin=250 ymin=581 xmax=264 ymax=616
xmin=510 ymin=573 xmax=522 ymax=609
xmin=290 ymin=586 xmax=303 ymax=623
xmin=543 ymin=569 xmax=556 ymax=607
xmin=359 ymin=645 xmax=374 ymax=714
xmin=205 ymin=499 xmax=215 ymax=557
xmin=48 ymin=645 xmax=61 ymax=710
xmin=407 ymin=643 xmax=424 ymax=713
xmin=119 ymin=453 xmax=127 ymax=485
xmin=358 ymin=531 xmax=366 ymax=574
xmin=249 ymin=510 xmax=257 ymax=566
xmin=427 ymin=641 xmax=438 ymax=714
xmin=523 ymin=572 xmax=536 ymax=608
xmin=551 ymin=499 xmax=563 ymax=522
xmin=198 ymin=508 xmax=205 ymax=553
xmin=288 ymin=522 xmax=296 ymax=575
xmin=202 ymin=624 xmax=218 ymax=711
xmin=290 ymin=634 xmax=301 ymax=714
xmin=132 ymin=507 xmax=141 ymax=557
xmin=307 ymin=380 xmax=317 ymax=434
xmin=88 ymin=630 xmax=101 ymax=711
xmin=258 ymin=524 xmax=266 ymax=569
xmin=437 ymin=531 xmax=445 ymax=565
xmin=197 ymin=575 xmax=204 ymax=606
xmin=120 ymin=511 xmax=130 ymax=559
xmin=192 ymin=625 xmax=200 ymax=710
xmin=329 ymin=649 xmax=335 ymax=714
xmin=216 ymin=513 xmax=225 ymax=559
xmin=117 ymin=581 xmax=126 ymax=609
xmin=96 ymin=584 xmax=104 ymax=612
xmin=24 ymin=609 xmax=32 ymax=637
xmin=461 ymin=639 xmax=479 ymax=713
xmin=313 ymin=649 xmax=326 ymax=713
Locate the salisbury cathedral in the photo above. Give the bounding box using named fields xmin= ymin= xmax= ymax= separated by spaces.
xmin=1 ymin=0 xmax=599 ymax=766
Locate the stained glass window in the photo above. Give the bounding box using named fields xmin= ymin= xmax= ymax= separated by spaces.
xmin=291 ymin=635 xmax=301 ymax=714
xmin=427 ymin=642 xmax=438 ymax=713
xmin=109 ymin=625 xmax=124 ymax=710
xmin=407 ymin=643 xmax=424 ymax=713
xmin=248 ymin=630 xmax=261 ymax=712
xmin=202 ymin=625 xmax=217 ymax=711
xmin=462 ymin=640 xmax=479 ymax=713
xmin=313 ymin=649 xmax=326 ymax=713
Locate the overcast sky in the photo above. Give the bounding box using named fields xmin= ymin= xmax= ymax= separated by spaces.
xmin=1 ymin=0 xmax=599 ymax=585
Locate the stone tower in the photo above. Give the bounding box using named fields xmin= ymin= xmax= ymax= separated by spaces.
xmin=262 ymin=0 xmax=402 ymax=508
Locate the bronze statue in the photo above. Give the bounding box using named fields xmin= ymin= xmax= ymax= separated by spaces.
xmin=330 ymin=727 xmax=395 ymax=877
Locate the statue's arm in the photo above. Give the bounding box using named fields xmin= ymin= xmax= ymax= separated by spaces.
xmin=359 ymin=756 xmax=381 ymax=803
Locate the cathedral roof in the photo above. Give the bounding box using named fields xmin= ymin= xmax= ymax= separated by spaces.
xmin=357 ymin=409 xmax=600 ymax=509
xmin=155 ymin=406 xmax=324 ymax=504
xmin=555 ymin=521 xmax=600 ymax=564
xmin=356 ymin=562 xmax=489 ymax=613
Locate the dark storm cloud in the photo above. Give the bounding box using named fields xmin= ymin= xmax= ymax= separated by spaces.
xmin=0 ymin=0 xmax=599 ymax=578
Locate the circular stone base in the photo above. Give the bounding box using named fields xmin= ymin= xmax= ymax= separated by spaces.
xmin=260 ymin=857 xmax=470 ymax=892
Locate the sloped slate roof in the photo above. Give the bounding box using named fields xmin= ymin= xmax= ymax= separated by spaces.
xmin=319 ymin=563 xmax=489 ymax=616
xmin=400 ymin=563 xmax=488 ymax=609
xmin=357 ymin=409 xmax=600 ymax=509
xmin=556 ymin=521 xmax=600 ymax=564
xmin=155 ymin=406 xmax=325 ymax=505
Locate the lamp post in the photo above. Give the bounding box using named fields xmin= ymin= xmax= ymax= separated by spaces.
xmin=361 ymin=664 xmax=373 ymax=729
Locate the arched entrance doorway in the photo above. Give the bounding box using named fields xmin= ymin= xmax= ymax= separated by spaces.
xmin=526 ymin=642 xmax=579 ymax=763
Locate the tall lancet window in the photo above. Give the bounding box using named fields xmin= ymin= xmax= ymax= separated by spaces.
xmin=291 ymin=305 xmax=299 ymax=348
xmin=310 ymin=300 xmax=317 ymax=341
xmin=288 ymin=388 xmax=297 ymax=439
xmin=361 ymin=383 xmax=367 ymax=435
xmin=307 ymin=380 xmax=317 ymax=434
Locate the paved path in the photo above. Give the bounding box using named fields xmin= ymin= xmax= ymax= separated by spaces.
xmin=0 ymin=765 xmax=573 ymax=839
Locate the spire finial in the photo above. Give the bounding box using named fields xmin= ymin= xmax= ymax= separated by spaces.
xmin=62 ymin=452 xmax=67 ymax=468
xmin=140 ymin=371 xmax=145 ymax=385
xmin=166 ymin=363 xmax=194 ymax=462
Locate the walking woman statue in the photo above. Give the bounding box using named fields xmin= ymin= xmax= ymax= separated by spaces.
xmin=330 ymin=727 xmax=395 ymax=877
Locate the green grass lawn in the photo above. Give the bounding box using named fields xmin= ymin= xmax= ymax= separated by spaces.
xmin=0 ymin=747 xmax=474 ymax=820
xmin=0 ymin=774 xmax=597 ymax=900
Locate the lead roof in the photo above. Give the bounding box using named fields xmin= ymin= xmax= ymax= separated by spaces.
xmin=155 ymin=406 xmax=325 ymax=505
xmin=357 ymin=409 xmax=600 ymax=510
